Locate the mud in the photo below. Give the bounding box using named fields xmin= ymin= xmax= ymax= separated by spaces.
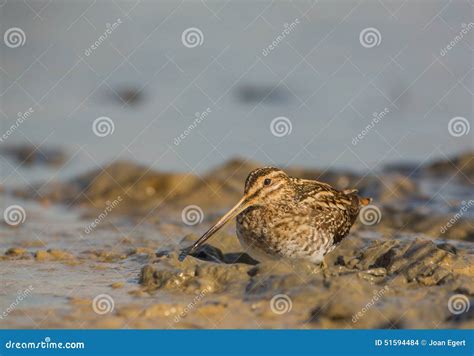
xmin=1 ymin=152 xmax=473 ymax=329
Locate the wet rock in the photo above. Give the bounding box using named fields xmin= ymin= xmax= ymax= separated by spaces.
xmin=5 ymin=247 xmax=28 ymax=257
xmin=1 ymin=144 xmax=67 ymax=167
xmin=235 ymin=84 xmax=291 ymax=105
xmin=377 ymin=175 xmax=418 ymax=203
xmin=83 ymin=250 xmax=127 ymax=262
xmin=35 ymin=249 xmax=75 ymax=261
xmin=19 ymin=161 xmax=198 ymax=211
xmin=140 ymin=252 xmax=252 ymax=294
xmin=340 ymin=238 xmax=460 ymax=286
xmin=423 ymin=151 xmax=473 ymax=183
xmin=104 ymin=86 xmax=145 ymax=106
xmin=378 ymin=208 xmax=474 ymax=242
xmin=178 ymin=242 xmax=258 ymax=265
xmin=2 ymin=247 xmax=32 ymax=260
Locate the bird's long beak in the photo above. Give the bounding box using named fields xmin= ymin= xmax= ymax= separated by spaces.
xmin=179 ymin=195 xmax=250 ymax=261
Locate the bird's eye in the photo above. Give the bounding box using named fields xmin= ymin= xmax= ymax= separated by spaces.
xmin=263 ymin=178 xmax=272 ymax=186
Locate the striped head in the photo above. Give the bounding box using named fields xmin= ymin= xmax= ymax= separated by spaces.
xmin=243 ymin=167 xmax=293 ymax=206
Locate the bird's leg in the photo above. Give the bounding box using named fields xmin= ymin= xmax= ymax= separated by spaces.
xmin=321 ymin=258 xmax=330 ymax=285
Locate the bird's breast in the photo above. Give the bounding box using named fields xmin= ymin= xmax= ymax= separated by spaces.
xmin=235 ymin=203 xmax=341 ymax=263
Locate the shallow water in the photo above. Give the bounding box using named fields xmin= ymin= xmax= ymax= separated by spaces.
xmin=1 ymin=0 xmax=472 ymax=182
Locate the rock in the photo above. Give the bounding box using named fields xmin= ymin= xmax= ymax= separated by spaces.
xmin=235 ymin=84 xmax=291 ymax=104
xmin=140 ymin=251 xmax=253 ymax=294
xmin=378 ymin=208 xmax=474 ymax=242
xmin=338 ymin=238 xmax=459 ymax=286
xmin=378 ymin=175 xmax=418 ymax=203
xmin=423 ymin=151 xmax=473 ymax=183
xmin=5 ymin=247 xmax=28 ymax=257
xmin=35 ymin=250 xmax=52 ymax=261
xmin=35 ymin=249 xmax=74 ymax=261
xmin=1 ymin=144 xmax=67 ymax=167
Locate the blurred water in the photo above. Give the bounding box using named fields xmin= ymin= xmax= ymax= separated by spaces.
xmin=0 ymin=0 xmax=472 ymax=186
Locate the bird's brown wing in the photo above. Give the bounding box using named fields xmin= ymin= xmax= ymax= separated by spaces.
xmin=294 ymin=178 xmax=362 ymax=244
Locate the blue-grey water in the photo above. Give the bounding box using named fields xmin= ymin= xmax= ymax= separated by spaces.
xmin=0 ymin=0 xmax=472 ymax=187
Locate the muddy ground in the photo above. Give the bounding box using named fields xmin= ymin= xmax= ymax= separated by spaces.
xmin=0 ymin=152 xmax=473 ymax=329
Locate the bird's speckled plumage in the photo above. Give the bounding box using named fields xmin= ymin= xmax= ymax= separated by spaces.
xmin=180 ymin=167 xmax=371 ymax=263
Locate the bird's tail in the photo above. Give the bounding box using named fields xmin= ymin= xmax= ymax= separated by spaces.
xmin=358 ymin=196 xmax=372 ymax=206
xmin=342 ymin=188 xmax=372 ymax=207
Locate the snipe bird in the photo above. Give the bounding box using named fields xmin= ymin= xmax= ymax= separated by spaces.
xmin=179 ymin=167 xmax=371 ymax=263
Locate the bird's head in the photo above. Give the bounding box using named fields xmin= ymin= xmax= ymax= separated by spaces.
xmin=242 ymin=167 xmax=292 ymax=206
